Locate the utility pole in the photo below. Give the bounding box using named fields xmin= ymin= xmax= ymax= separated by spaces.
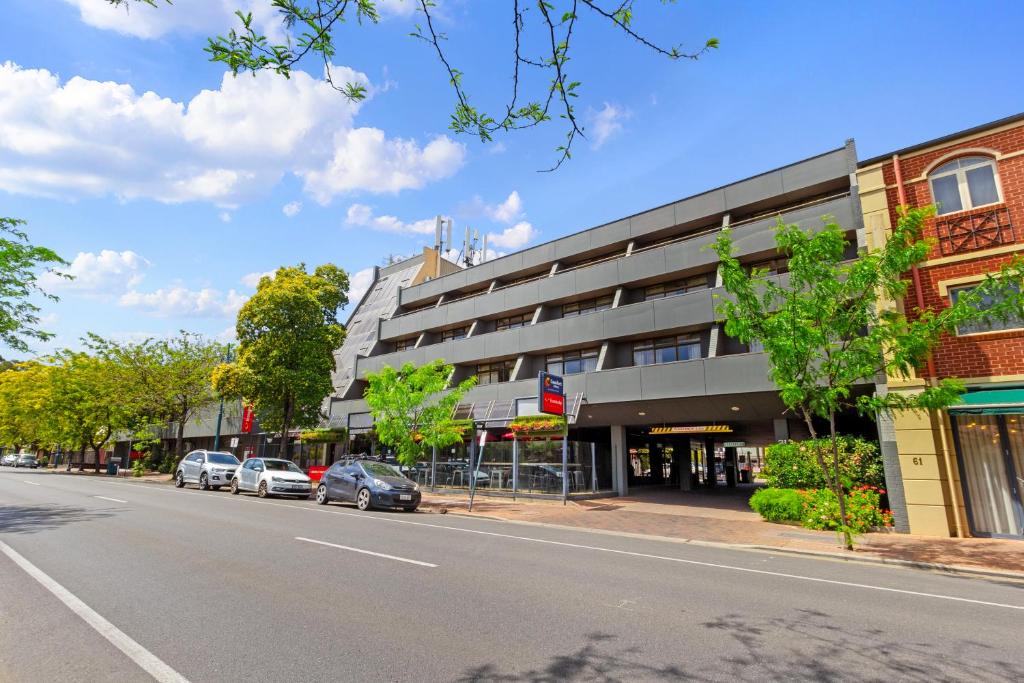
xmin=212 ymin=344 xmax=234 ymax=451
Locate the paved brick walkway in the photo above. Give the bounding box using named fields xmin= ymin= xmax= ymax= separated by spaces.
xmin=420 ymin=488 xmax=1024 ymax=575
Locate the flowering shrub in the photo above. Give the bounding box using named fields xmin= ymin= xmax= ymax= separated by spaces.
xmin=763 ymin=437 xmax=884 ymax=490
xmin=749 ymin=488 xmax=805 ymax=522
xmin=800 ymin=486 xmax=893 ymax=533
xmin=509 ymin=415 xmax=566 ymax=435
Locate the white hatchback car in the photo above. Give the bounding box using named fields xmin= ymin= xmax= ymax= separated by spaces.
xmin=230 ymin=458 xmax=311 ymax=498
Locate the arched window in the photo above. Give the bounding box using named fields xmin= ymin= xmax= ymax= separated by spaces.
xmin=928 ymin=155 xmax=1001 ymax=215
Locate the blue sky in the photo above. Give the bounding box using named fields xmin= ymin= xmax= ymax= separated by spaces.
xmin=2 ymin=0 xmax=1023 ymax=357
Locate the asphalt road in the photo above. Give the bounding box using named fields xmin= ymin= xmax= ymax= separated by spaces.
xmin=1 ymin=470 xmax=1022 ymax=682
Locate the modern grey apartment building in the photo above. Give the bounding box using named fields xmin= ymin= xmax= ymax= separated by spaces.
xmin=330 ymin=142 xmax=865 ymax=498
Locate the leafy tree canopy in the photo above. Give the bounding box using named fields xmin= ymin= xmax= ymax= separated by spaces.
xmin=213 ymin=264 xmax=349 ymax=451
xmin=365 ymin=359 xmax=477 ymax=467
xmin=712 ymin=206 xmax=1024 ymax=547
xmin=0 ymin=217 xmax=68 ymax=358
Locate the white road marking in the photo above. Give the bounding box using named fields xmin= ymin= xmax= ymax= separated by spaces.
xmin=21 ymin=481 xmax=40 ymax=486
xmin=86 ymin=480 xmax=1024 ymax=612
xmin=94 ymin=496 xmax=127 ymax=504
xmin=295 ymin=536 xmax=437 ymax=567
xmin=0 ymin=540 xmax=190 ymax=683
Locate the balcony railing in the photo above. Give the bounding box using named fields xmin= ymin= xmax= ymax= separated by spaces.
xmin=936 ymin=206 xmax=1014 ymax=256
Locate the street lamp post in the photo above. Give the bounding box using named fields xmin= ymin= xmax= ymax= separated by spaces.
xmin=212 ymin=344 xmax=234 ymax=451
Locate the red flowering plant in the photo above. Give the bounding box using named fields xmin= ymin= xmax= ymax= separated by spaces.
xmin=509 ymin=414 xmax=566 ymax=437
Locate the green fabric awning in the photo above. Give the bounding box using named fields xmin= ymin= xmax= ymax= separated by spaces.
xmin=948 ymin=388 xmax=1024 ymax=414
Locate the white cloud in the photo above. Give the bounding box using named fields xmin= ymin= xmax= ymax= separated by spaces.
xmin=40 ymin=249 xmax=150 ymax=294
xmin=487 ymin=221 xmax=537 ymax=250
xmin=0 ymin=61 xmax=465 ymax=205
xmin=282 ymin=201 xmax=302 ymax=217
xmin=240 ymin=270 xmax=275 ymax=288
xmin=588 ymin=102 xmax=631 ymax=149
xmin=347 ymin=267 xmax=376 ymax=307
xmin=487 ymin=191 xmax=523 ymax=224
xmin=119 ymin=286 xmax=247 ymax=318
xmin=345 ymin=203 xmax=441 ymax=236
xmin=62 ymin=0 xmax=285 ymax=41
xmin=218 ymin=211 xmax=232 ymax=223
xmin=376 ymin=0 xmax=419 ymax=18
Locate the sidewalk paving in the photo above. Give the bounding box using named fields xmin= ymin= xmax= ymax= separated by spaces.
xmin=419 ymin=488 xmax=1024 ymax=577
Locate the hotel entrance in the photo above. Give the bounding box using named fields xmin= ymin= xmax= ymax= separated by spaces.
xmin=626 ymin=425 xmax=735 ymax=490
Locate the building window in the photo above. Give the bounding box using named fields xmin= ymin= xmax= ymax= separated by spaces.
xmin=495 ymin=312 xmax=533 ymax=331
xmin=643 ymin=275 xmax=709 ymax=301
xmin=748 ymin=257 xmax=788 ymax=276
xmin=441 ymin=326 xmax=469 ymax=342
xmin=394 ymin=337 xmax=417 ymax=351
xmin=950 ymin=283 xmax=1024 ymax=335
xmin=546 ymin=348 xmax=599 ymax=376
xmin=633 ymin=335 xmax=702 ymax=366
xmin=562 ymin=295 xmax=613 ymax=317
xmin=476 ymin=360 xmax=516 ymax=385
xmin=929 ymin=156 xmax=1001 ymax=215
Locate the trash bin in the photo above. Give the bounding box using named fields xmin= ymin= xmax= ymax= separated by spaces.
xmin=739 ymin=469 xmax=751 ymax=484
xmin=106 ymin=456 xmax=121 ymax=476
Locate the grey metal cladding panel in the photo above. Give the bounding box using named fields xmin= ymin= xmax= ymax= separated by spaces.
xmin=445 ymin=337 xmax=481 ymax=365
xmin=464 ymin=383 xmax=501 ymax=403
xmin=603 ymin=302 xmax=655 ymax=339
xmin=586 ymin=367 xmax=642 ymax=403
xmin=538 ymin=270 xmax=575 ymax=302
xmin=639 ymin=361 xmax=707 ymax=400
xmin=472 ymin=290 xmax=506 ymax=319
xmin=780 ymin=148 xmax=851 ymax=193
xmin=563 ymin=374 xmax=586 ymax=399
xmin=557 ymin=312 xmax=604 ymax=347
xmin=553 ymin=231 xmax=592 ymax=261
xmin=574 ymin=259 xmax=619 ymax=295
xmin=723 ymin=171 xmax=785 ymax=211
xmin=616 ymin=248 xmax=666 ymax=284
xmin=496 ymin=378 xmax=535 ymax=401
xmin=662 ymin=234 xmax=719 ymax=272
xmin=421 ymin=307 xmax=448 ymax=330
xmin=378 ymin=316 xmax=404 ymax=340
xmin=628 ymin=204 xmax=675 ymax=239
xmin=520 ymin=321 xmax=561 ymax=350
xmin=588 ymin=219 xmax=630 ymax=250
xmin=703 ymin=353 xmax=775 ymax=394
xmin=519 ymin=242 xmax=557 ymax=271
xmin=673 ymin=190 xmax=726 ymax=226
xmin=652 ymin=290 xmax=715 ymax=330
xmin=445 ymin=297 xmax=477 ymax=325
xmin=502 ymin=281 xmax=540 ymax=311
xmin=483 ymin=329 xmax=522 ymax=359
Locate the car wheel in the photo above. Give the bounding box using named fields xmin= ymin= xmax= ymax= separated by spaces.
xmin=257 ymin=481 xmax=269 ymax=498
xmin=356 ymin=487 xmax=372 ymax=511
xmin=230 ymin=479 xmax=240 ymax=495
xmin=174 ymin=471 xmax=185 ymax=488
xmin=199 ymin=473 xmax=210 ymax=491
xmin=316 ymin=484 xmax=329 ymax=505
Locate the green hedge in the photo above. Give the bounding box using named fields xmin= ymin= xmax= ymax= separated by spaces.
xmin=762 ymin=437 xmax=884 ymax=490
xmin=749 ymin=488 xmax=805 ymax=522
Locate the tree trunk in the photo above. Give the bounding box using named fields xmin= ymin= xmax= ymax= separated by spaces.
xmin=829 ymin=410 xmax=853 ymax=550
xmin=175 ymin=418 xmax=186 ymax=461
xmin=802 ymin=408 xmax=835 ymax=492
xmin=281 ymin=395 xmax=292 ymax=460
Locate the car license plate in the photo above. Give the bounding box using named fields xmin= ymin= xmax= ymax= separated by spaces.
xmin=400 ymin=494 xmax=412 ymax=501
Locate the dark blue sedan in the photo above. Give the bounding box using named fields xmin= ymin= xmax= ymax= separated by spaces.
xmin=315 ymin=459 xmax=421 ymax=512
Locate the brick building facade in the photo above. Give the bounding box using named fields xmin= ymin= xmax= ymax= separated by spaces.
xmin=859 ymin=113 xmax=1024 ymax=539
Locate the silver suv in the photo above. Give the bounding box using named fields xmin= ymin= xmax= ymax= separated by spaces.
xmin=174 ymin=450 xmax=240 ymax=491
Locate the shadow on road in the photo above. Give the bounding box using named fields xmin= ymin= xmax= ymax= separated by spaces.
xmin=0 ymin=505 xmax=114 ymax=535
xmin=456 ymin=609 xmax=1021 ymax=682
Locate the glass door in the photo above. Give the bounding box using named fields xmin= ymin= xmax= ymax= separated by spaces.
xmin=1001 ymin=416 xmax=1024 ymax=537
xmin=954 ymin=414 xmax=1024 ymax=537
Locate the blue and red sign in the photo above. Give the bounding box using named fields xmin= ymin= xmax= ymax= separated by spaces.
xmin=538 ymin=372 xmax=565 ymax=416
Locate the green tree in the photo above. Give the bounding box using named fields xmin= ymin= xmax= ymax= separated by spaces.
xmin=88 ymin=332 xmax=227 ymax=462
xmin=364 ymin=360 xmax=476 ymax=467
xmin=213 ymin=265 xmax=348 ymax=457
xmin=48 ymin=351 xmax=135 ymax=471
xmin=107 ymin=0 xmax=715 ymax=169
xmin=711 ymin=207 xmax=1024 ymax=549
xmin=0 ymin=361 xmax=57 ymax=452
xmin=0 ymin=218 xmax=68 ymax=358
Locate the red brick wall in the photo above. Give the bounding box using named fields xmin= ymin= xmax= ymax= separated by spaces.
xmin=879 ymin=122 xmax=1024 ymax=380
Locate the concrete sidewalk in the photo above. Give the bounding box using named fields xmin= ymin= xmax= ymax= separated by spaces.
xmin=420 ymin=489 xmax=1024 ymax=577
